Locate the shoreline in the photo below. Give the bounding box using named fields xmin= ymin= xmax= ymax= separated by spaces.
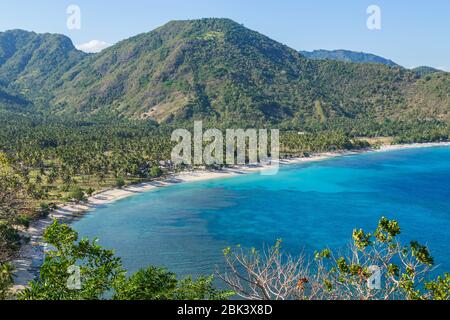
xmin=11 ymin=141 xmax=450 ymax=289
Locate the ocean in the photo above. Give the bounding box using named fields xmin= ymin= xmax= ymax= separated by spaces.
xmin=72 ymin=146 xmax=450 ymax=278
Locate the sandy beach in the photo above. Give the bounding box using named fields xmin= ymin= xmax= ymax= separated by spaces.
xmin=11 ymin=141 xmax=450 ymax=290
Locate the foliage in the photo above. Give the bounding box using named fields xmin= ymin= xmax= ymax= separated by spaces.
xmin=0 ymin=19 xmax=448 ymax=128
xmin=0 ymin=160 xmax=33 ymax=264
xmin=17 ymin=220 xmax=123 ymax=300
xmin=219 ymin=217 xmax=450 ymax=300
xmin=0 ymin=262 xmax=14 ymax=299
xmin=115 ymin=177 xmax=126 ymax=188
xmin=150 ymin=166 xmax=163 ymax=178
xmin=0 ymin=114 xmax=174 ymax=205
xmin=412 ymin=66 xmax=443 ymax=76
xmin=300 ymin=49 xmax=399 ymax=67
xmin=113 ymin=267 xmax=232 ymax=300
xmin=16 ymin=221 xmax=230 ymax=300
xmin=68 ymin=186 xmax=86 ymax=203
xmin=86 ymin=187 xmax=95 ymax=197
xmin=424 ymin=273 xmax=450 ymax=300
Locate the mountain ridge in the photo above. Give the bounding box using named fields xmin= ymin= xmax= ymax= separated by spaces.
xmin=300 ymin=49 xmax=399 ymax=67
xmin=0 ymin=29 xmax=86 ymax=104
xmin=0 ymin=18 xmax=448 ymax=129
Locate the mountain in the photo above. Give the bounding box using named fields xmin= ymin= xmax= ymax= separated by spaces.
xmin=412 ymin=66 xmax=443 ymax=76
xmin=51 ymin=18 xmax=317 ymax=124
xmin=48 ymin=19 xmax=441 ymax=126
xmin=0 ymin=29 xmax=86 ymax=102
xmin=0 ymin=84 xmax=30 ymax=112
xmin=300 ymin=49 xmax=399 ymax=67
xmin=401 ymin=72 xmax=450 ymax=121
xmin=0 ymin=19 xmax=448 ymax=129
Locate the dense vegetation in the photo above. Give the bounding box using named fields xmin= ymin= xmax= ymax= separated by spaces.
xmin=1 ymin=218 xmax=448 ymax=300
xmin=0 ymin=113 xmax=449 ymax=284
xmin=412 ymin=66 xmax=444 ymax=76
xmin=15 ymin=221 xmax=231 ymax=300
xmin=220 ymin=217 xmax=449 ymax=300
xmin=0 ymin=18 xmax=449 ymax=300
xmin=0 ymin=19 xmax=448 ymax=127
xmin=300 ymin=49 xmax=399 ymax=67
xmin=0 ymin=113 xmax=173 ymax=202
xmin=0 ymin=18 xmax=448 ymax=133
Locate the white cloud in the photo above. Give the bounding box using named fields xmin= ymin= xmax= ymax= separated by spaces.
xmin=76 ymin=40 xmax=112 ymax=53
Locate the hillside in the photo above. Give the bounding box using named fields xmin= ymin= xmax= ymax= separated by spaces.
xmin=0 ymin=19 xmax=448 ymax=129
xmin=411 ymin=66 xmax=443 ymax=76
xmin=400 ymin=72 xmax=450 ymax=121
xmin=0 ymin=85 xmax=30 ymax=112
xmin=0 ymin=29 xmax=86 ymax=104
xmin=300 ymin=49 xmax=399 ymax=67
xmin=50 ymin=19 xmax=449 ymax=127
xmin=51 ymin=18 xmax=317 ymax=125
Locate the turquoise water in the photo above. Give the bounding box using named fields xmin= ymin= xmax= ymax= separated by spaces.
xmin=72 ymin=147 xmax=450 ymax=277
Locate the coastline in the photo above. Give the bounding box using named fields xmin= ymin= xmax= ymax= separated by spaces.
xmin=11 ymin=141 xmax=450 ymax=289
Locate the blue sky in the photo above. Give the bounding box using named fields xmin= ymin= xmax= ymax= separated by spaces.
xmin=0 ymin=0 xmax=448 ymax=70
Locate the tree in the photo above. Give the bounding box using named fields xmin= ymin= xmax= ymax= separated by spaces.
xmin=17 ymin=220 xmax=123 ymax=300
xmin=115 ymin=177 xmax=126 ymax=188
xmin=17 ymin=221 xmax=230 ymax=300
xmin=0 ymin=262 xmax=14 ymax=300
xmin=150 ymin=166 xmax=163 ymax=178
xmin=68 ymin=186 xmax=86 ymax=203
xmin=86 ymin=187 xmax=95 ymax=197
xmin=38 ymin=203 xmax=52 ymax=217
xmin=113 ymin=267 xmax=231 ymax=300
xmin=219 ymin=217 xmax=450 ymax=300
xmin=0 ymin=163 xmax=33 ymax=264
xmin=220 ymin=240 xmax=312 ymax=300
xmin=0 ymin=171 xmax=32 ymax=228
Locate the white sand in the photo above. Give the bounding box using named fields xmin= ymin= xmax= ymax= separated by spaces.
xmin=12 ymin=141 xmax=450 ymax=289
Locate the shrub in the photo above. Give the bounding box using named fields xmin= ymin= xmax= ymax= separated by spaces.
xmin=0 ymin=263 xmax=14 ymax=300
xmin=86 ymin=187 xmax=95 ymax=197
xmin=68 ymin=186 xmax=86 ymax=203
xmin=17 ymin=221 xmax=231 ymax=301
xmin=150 ymin=166 xmax=163 ymax=178
xmin=116 ymin=177 xmax=126 ymax=188
xmin=219 ymin=217 xmax=449 ymax=300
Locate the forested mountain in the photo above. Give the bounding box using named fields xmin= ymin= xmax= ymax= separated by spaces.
xmin=300 ymin=49 xmax=445 ymax=78
xmin=411 ymin=66 xmax=443 ymax=76
xmin=0 ymin=85 xmax=30 ymax=111
xmin=0 ymin=30 xmax=85 ymax=89
xmin=1 ymin=18 xmax=449 ymax=301
xmin=299 ymin=49 xmax=399 ymax=67
xmin=0 ymin=29 xmax=86 ymax=111
xmin=0 ymin=19 xmax=448 ymax=129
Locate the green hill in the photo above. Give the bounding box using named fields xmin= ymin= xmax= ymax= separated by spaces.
xmin=49 ymin=19 xmax=449 ymax=128
xmin=300 ymin=49 xmax=399 ymax=67
xmin=0 ymin=19 xmax=449 ymax=130
xmin=0 ymin=84 xmax=30 ymax=112
xmin=0 ymin=29 xmax=85 ymax=103
xmin=51 ymin=18 xmax=318 ymax=125
xmin=411 ymin=66 xmax=443 ymax=76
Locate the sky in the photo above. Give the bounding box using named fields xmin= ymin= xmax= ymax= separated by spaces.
xmin=0 ymin=0 xmax=449 ymax=70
